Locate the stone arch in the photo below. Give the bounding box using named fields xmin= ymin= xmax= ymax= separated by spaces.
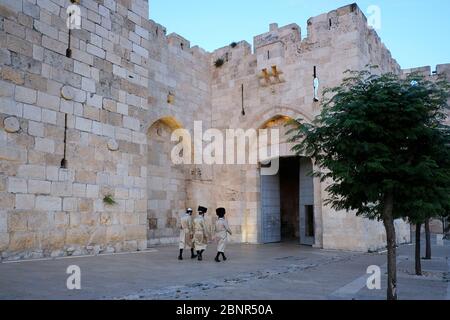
xmin=253 ymin=106 xmax=313 ymax=130
xmin=146 ymin=115 xmax=184 ymax=133
xmin=247 ymin=108 xmax=323 ymax=247
xmin=146 ymin=116 xmax=187 ymax=245
xmin=253 ymin=107 xmax=313 ymax=160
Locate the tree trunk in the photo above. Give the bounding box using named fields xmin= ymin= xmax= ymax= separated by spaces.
xmin=382 ymin=192 xmax=397 ymax=300
xmin=424 ymin=218 xmax=431 ymax=260
xmin=415 ymin=223 xmax=422 ymax=276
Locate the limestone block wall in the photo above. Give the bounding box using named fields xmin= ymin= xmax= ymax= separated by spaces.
xmin=208 ymin=3 xmax=410 ymax=251
xmin=0 ymin=0 xmax=152 ymax=260
xmin=144 ymin=19 xmax=212 ymax=245
xmin=0 ymin=1 xmax=446 ymax=259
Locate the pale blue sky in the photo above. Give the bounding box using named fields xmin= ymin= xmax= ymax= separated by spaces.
xmin=150 ymin=0 xmax=450 ymax=70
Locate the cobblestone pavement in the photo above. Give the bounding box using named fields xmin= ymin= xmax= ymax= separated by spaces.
xmin=0 ymin=238 xmax=448 ymax=300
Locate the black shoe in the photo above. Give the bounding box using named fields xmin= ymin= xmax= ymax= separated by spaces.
xmin=191 ymin=254 xmax=198 ymax=259
xmin=198 ymin=255 xmax=203 ymax=261
xmin=215 ymin=257 xmax=220 ymax=262
xmin=222 ymin=255 xmax=227 ymax=261
xmin=178 ymin=256 xmax=183 ymax=261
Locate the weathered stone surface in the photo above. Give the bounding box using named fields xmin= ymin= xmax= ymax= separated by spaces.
xmin=107 ymin=138 xmax=119 ymax=151
xmin=3 ymin=116 xmax=20 ymax=133
xmin=8 ymin=232 xmax=38 ymax=252
xmin=8 ymin=177 xmax=27 ymax=194
xmin=35 ymin=196 xmax=62 ymax=211
xmin=61 ymin=86 xmax=75 ymax=100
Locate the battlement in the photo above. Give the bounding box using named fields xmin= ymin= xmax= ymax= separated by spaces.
xmin=436 ymin=64 xmax=450 ymax=78
xmin=253 ymin=23 xmax=301 ymax=51
xmin=402 ymin=66 xmax=432 ymax=77
xmin=168 ymin=33 xmax=191 ymax=51
xmin=403 ymin=64 xmax=450 ymax=80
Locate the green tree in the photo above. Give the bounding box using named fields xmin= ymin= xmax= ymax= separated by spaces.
xmin=289 ymin=68 xmax=450 ymax=300
xmin=398 ymin=115 xmax=450 ymax=275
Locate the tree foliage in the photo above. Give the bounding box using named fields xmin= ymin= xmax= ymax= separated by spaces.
xmin=289 ymin=68 xmax=450 ymax=223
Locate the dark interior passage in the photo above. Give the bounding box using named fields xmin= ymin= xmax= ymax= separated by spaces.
xmin=279 ymin=157 xmax=300 ymax=241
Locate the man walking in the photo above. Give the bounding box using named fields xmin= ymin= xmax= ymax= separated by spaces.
xmin=214 ymin=207 xmax=232 ymax=262
xmin=193 ymin=206 xmax=209 ymax=261
xmin=178 ymin=208 xmax=197 ymax=260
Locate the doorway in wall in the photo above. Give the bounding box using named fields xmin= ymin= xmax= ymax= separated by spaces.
xmin=260 ymin=156 xmax=315 ymax=245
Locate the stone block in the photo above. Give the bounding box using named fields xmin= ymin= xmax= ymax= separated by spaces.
xmin=106 ymin=225 xmax=124 ymax=243
xmin=1 ymin=66 xmax=24 ymax=85
xmin=36 ymin=0 xmax=60 ymax=15
xmin=9 ymin=231 xmax=38 ymax=252
xmin=35 ymin=137 xmax=55 ymax=153
xmin=15 ymin=86 xmax=37 ymax=104
xmin=35 ymin=196 xmax=62 ymax=211
xmin=8 ymin=177 xmax=27 ymax=194
xmin=86 ymin=44 xmax=105 ymax=59
xmin=125 ymin=225 xmax=146 ymax=241
xmin=0 ymin=80 xmax=14 ymax=97
xmin=25 ymin=72 xmax=47 ymax=91
xmin=65 ymin=227 xmax=90 ymax=245
xmin=17 ymin=165 xmax=46 ymax=179
xmin=0 ymin=211 xmax=6 ymax=233
xmin=33 ymin=20 xmax=57 ymax=39
xmin=81 ymin=77 xmax=96 ymax=93
xmin=15 ymin=194 xmax=35 ymax=210
xmin=6 ymin=35 xmax=32 ymax=57
xmin=1 ymin=0 xmax=22 ymax=12
xmin=28 ymin=180 xmax=51 ymax=195
xmin=123 ymin=116 xmax=140 ymax=131
xmin=87 ymin=94 xmax=102 ymax=109
xmin=72 ymin=183 xmax=87 ymax=197
xmin=4 ymin=19 xmax=26 ymax=38
xmin=28 ymin=121 xmax=44 ymax=137
xmin=37 ymin=91 xmax=60 ymax=110
xmin=75 ymin=116 xmax=92 ymax=132
xmin=42 ymin=108 xmax=57 ymax=124
xmin=23 ymin=104 xmax=42 ymax=121
xmin=0 ymin=146 xmax=26 ymax=162
xmin=63 ymin=198 xmax=77 ymax=212
xmin=27 ymin=211 xmax=49 ymax=231
xmin=50 ymin=181 xmax=72 ymax=197
xmin=46 ymin=166 xmax=59 ymax=181
xmin=86 ymin=184 xmax=99 ymax=198
xmin=116 ymin=103 xmax=128 ymax=115
xmin=73 ymin=61 xmax=91 ymax=78
xmin=54 ymin=212 xmax=69 ymax=229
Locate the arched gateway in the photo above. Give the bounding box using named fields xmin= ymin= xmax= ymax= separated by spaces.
xmin=253 ymin=114 xmax=323 ymax=247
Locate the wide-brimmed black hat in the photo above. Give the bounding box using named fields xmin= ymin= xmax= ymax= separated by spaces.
xmin=216 ymin=207 xmax=226 ymax=216
xmin=198 ymin=206 xmax=208 ymax=213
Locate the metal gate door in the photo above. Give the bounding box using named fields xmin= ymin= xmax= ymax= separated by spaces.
xmin=299 ymin=158 xmax=315 ymax=246
xmin=261 ymin=173 xmax=281 ymax=243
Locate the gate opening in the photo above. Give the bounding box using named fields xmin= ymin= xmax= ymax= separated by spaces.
xmin=280 ymin=157 xmax=300 ymax=242
xmin=261 ymin=156 xmax=315 ymax=246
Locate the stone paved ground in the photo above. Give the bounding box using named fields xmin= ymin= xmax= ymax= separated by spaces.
xmin=0 ymin=237 xmax=448 ymax=300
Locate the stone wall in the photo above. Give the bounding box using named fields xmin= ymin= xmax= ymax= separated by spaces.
xmin=207 ymin=4 xmax=409 ymax=251
xmin=0 ymin=1 xmax=447 ymax=260
xmin=0 ymin=0 xmax=152 ymax=260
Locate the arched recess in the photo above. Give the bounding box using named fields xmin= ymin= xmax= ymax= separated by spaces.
xmin=147 ymin=116 xmax=187 ymax=245
xmin=254 ymin=106 xmax=313 ymax=129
